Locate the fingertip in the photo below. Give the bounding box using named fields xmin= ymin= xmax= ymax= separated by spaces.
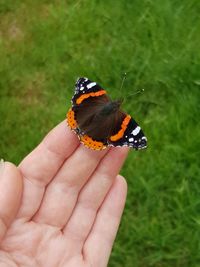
xmin=3 ymin=161 xmax=23 ymax=189
xmin=111 ymin=146 xmax=130 ymax=159
xmin=116 ymin=174 xmax=128 ymax=195
xmin=42 ymin=120 xmax=79 ymax=157
xmin=110 ymin=175 xmax=127 ymax=208
xmin=114 ymin=146 xmax=130 ymax=152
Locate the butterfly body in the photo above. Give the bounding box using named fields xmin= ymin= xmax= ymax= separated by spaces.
xmin=67 ymin=77 xmax=147 ymax=150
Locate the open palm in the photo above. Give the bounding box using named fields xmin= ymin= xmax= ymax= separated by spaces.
xmin=0 ymin=122 xmax=128 ymax=267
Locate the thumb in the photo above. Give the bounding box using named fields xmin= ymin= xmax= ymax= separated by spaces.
xmin=0 ymin=160 xmax=23 ymax=243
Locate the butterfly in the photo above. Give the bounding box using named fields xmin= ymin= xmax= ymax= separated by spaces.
xmin=66 ymin=77 xmax=147 ymax=150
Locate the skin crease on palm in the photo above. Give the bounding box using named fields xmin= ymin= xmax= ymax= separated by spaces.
xmin=0 ymin=121 xmax=129 ymax=267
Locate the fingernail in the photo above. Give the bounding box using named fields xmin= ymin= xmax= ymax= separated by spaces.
xmin=0 ymin=159 xmax=5 ymax=175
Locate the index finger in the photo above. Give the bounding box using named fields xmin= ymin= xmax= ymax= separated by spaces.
xmin=17 ymin=121 xmax=79 ymax=219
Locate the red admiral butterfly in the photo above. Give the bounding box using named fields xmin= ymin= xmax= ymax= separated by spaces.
xmin=66 ymin=77 xmax=147 ymax=150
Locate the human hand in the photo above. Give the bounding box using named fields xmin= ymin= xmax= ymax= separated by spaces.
xmin=0 ymin=121 xmax=128 ymax=267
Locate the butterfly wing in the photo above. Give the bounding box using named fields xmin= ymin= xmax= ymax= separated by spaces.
xmin=72 ymin=77 xmax=104 ymax=105
xmin=108 ymin=114 xmax=147 ymax=150
xmin=67 ymin=77 xmax=108 ymax=131
xmin=67 ymin=77 xmax=111 ymax=149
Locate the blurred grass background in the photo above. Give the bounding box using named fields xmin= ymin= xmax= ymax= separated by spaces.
xmin=0 ymin=0 xmax=200 ymax=266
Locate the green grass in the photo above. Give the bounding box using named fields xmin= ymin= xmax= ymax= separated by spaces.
xmin=0 ymin=0 xmax=200 ymax=266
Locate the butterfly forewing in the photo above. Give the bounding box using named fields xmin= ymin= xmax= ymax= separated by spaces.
xmin=108 ymin=117 xmax=147 ymax=149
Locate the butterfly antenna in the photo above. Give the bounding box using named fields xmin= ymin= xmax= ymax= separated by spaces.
xmin=119 ymin=72 xmax=127 ymax=93
xmin=127 ymin=88 xmax=145 ymax=97
xmin=118 ymin=72 xmax=127 ymax=103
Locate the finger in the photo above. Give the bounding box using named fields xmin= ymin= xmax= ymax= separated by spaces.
xmin=83 ymin=175 xmax=127 ymax=267
xmin=63 ymin=147 xmax=129 ymax=250
xmin=17 ymin=121 xmax=79 ymax=220
xmin=0 ymin=161 xmax=23 ymax=243
xmin=33 ymin=145 xmax=109 ymax=226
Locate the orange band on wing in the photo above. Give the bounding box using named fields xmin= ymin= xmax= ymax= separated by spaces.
xmin=80 ymin=135 xmax=107 ymax=150
xmin=110 ymin=115 xmax=131 ymax=142
xmin=66 ymin=108 xmax=77 ymax=129
xmin=76 ymin=90 xmax=106 ymax=105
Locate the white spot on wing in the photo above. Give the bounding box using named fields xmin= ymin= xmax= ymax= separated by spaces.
xmin=87 ymin=82 xmax=96 ymax=89
xmin=129 ymin=137 xmax=134 ymax=142
xmin=131 ymin=126 xmax=141 ymax=136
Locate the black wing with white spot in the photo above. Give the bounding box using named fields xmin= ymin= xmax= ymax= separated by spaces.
xmin=72 ymin=77 xmax=103 ymax=105
xmin=109 ymin=118 xmax=147 ymax=150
